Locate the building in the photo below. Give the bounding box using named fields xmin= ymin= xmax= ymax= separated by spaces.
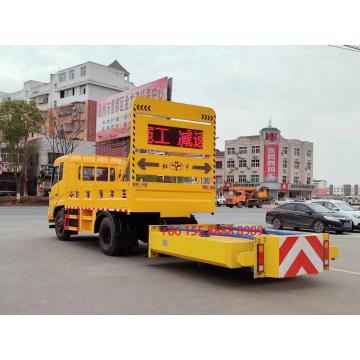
xmin=0 ymin=60 xmax=134 ymax=194
xmin=313 ymin=179 xmax=329 ymax=197
xmin=329 ymin=184 xmax=359 ymax=197
xmin=223 ymin=123 xmax=314 ymax=200
xmin=215 ymin=149 xmax=225 ymax=189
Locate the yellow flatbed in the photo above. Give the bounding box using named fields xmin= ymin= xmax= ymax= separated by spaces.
xmin=149 ymin=225 xmax=339 ymax=279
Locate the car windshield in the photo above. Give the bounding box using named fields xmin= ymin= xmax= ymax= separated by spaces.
xmin=335 ymin=202 xmax=356 ymax=211
xmin=307 ymin=203 xmax=332 ymax=213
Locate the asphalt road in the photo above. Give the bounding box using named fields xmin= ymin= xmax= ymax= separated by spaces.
xmin=0 ymin=205 xmax=359 ymax=314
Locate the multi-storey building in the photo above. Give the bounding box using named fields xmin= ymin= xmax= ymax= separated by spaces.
xmin=329 ymin=184 xmax=359 ymax=197
xmin=313 ymin=179 xmax=329 ymax=197
xmin=223 ymin=124 xmax=314 ymax=200
xmin=0 ymin=60 xmax=134 ymax=194
xmin=215 ymin=149 xmax=225 ymax=189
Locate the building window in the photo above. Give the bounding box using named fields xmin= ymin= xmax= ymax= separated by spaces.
xmin=69 ymin=70 xmax=75 ymax=80
xmin=306 ymin=177 xmax=311 ymax=185
xmin=216 ymin=161 xmax=223 ymax=169
xmin=294 ymin=148 xmax=300 ymax=156
xmin=307 ymin=148 xmax=312 ymax=157
xmin=216 ymin=176 xmax=223 ymax=184
xmin=80 ymin=85 xmax=86 ymax=95
xmin=226 ymin=175 xmax=234 ymax=183
xmin=283 ymin=159 xmax=287 ymax=168
xmin=239 ymin=146 xmax=247 ymax=155
xmin=306 ymin=161 xmax=311 ymax=170
xmin=80 ymin=66 xmax=87 ymax=77
xmin=239 ymin=160 xmax=247 ymax=168
xmin=294 ymin=176 xmax=300 ymax=184
xmin=59 ymin=72 xmax=66 ymax=83
xmin=60 ymin=88 xmax=75 ymax=99
xmin=227 ymin=160 xmax=235 ymax=168
xmin=283 ymin=147 xmax=288 ymax=155
xmin=227 ymin=147 xmax=235 ymax=155
xmin=251 ymin=145 xmax=260 ymax=154
xmin=294 ymin=160 xmax=300 ymax=169
xmin=251 ymin=159 xmax=260 ymax=167
xmin=251 ymin=175 xmax=259 ymax=183
xmin=239 ymin=175 xmax=247 ymax=183
xmin=282 ymin=176 xmax=287 ymax=183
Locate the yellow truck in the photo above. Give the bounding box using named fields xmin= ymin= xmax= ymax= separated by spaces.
xmin=48 ymin=97 xmax=338 ymax=278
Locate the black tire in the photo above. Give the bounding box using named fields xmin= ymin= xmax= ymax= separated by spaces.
xmin=54 ymin=208 xmax=72 ymax=241
xmin=99 ymin=216 xmax=124 ymax=256
xmin=272 ymin=217 xmax=282 ymax=230
xmin=236 ymin=202 xmax=243 ymax=208
xmin=313 ymin=220 xmax=325 ymax=233
xmin=228 ymin=205 xmax=234 ymax=208
xmin=248 ymin=205 xmax=253 ymax=208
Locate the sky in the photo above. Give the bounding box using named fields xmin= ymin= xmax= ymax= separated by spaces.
xmin=0 ymin=45 xmax=359 ymax=185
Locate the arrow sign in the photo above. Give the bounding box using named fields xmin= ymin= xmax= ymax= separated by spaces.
xmin=137 ymin=158 xmax=159 ymax=170
xmin=136 ymin=104 xmax=151 ymax=111
xmin=192 ymin=163 xmax=212 ymax=174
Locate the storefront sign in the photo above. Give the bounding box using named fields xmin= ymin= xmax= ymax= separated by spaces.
xmin=96 ymin=77 xmax=172 ymax=142
xmin=264 ymin=144 xmax=278 ymax=182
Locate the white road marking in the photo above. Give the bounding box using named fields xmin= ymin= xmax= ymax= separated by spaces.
xmin=331 ymin=268 xmax=360 ymax=276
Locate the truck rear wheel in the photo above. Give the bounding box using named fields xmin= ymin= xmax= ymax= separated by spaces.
xmin=98 ymin=214 xmax=138 ymax=256
xmin=55 ymin=208 xmax=72 ymax=241
xmin=99 ymin=216 xmax=123 ymax=256
xmin=236 ymin=203 xmax=243 ymax=208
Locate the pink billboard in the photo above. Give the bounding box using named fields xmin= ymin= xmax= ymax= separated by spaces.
xmin=264 ymin=144 xmax=279 ymax=182
xmin=96 ymin=77 xmax=172 ymax=142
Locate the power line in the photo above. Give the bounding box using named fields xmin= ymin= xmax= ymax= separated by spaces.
xmin=328 ymin=45 xmax=360 ymax=53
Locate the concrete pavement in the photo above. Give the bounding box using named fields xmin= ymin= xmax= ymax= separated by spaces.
xmin=0 ymin=206 xmax=359 ymax=314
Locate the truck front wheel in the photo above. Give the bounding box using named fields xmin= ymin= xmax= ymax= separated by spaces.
xmin=55 ymin=208 xmax=72 ymax=241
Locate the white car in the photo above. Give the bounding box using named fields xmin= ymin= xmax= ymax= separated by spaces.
xmin=310 ymin=199 xmax=360 ymax=231
xmin=216 ymin=196 xmax=226 ymax=206
xmin=274 ymin=198 xmax=295 ymax=206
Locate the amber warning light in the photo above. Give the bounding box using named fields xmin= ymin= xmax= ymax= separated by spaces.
xmin=147 ymin=124 xmax=203 ymax=149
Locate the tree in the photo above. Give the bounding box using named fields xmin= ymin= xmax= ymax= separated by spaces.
xmin=44 ymin=109 xmax=84 ymax=156
xmin=0 ymin=98 xmax=44 ymax=199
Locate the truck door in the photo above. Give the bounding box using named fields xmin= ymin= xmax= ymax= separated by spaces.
xmin=49 ymin=164 xmax=61 ymax=208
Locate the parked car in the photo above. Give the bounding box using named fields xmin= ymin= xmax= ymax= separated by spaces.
xmin=309 ymin=199 xmax=360 ymax=231
xmin=274 ymin=198 xmax=294 ymax=206
xmin=266 ymin=202 xmax=352 ymax=233
xmin=216 ymin=195 xmax=226 ymax=206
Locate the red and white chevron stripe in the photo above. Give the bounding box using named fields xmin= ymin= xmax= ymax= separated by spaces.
xmin=279 ymin=235 xmax=324 ymax=278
